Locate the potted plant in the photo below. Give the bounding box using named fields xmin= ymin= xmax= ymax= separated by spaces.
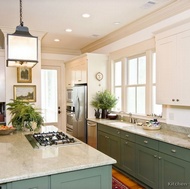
xmin=91 ymin=90 xmax=118 ymax=118
xmin=6 ymin=99 xmax=44 ymax=131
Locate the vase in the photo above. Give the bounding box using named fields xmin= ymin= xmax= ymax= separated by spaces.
xmin=101 ymin=109 xmax=108 ymax=119
xmin=94 ymin=109 xmax=100 ymax=119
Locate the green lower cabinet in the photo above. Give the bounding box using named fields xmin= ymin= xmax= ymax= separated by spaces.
xmin=120 ymin=139 xmax=136 ymax=177
xmin=51 ymin=165 xmax=112 ymax=189
xmin=6 ymin=166 xmax=112 ymax=189
xmin=0 ymin=184 xmax=7 ymax=189
xmin=97 ymin=123 xmax=190 ymax=189
xmin=7 ymin=176 xmax=49 ymax=189
xmin=159 ymin=152 xmax=190 ymax=189
xmin=136 ymin=144 xmax=159 ymax=189
xmin=98 ymin=130 xmax=120 ymax=167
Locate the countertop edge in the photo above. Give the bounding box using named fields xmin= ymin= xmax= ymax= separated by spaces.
xmin=87 ymin=118 xmax=190 ymax=150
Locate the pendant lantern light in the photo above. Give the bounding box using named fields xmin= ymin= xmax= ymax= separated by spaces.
xmin=6 ymin=0 xmax=38 ymax=68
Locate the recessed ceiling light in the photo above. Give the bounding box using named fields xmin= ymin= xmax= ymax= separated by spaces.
xmin=114 ymin=22 xmax=120 ymax=25
xmin=82 ymin=13 xmax=91 ymax=18
xmin=92 ymin=34 xmax=99 ymax=38
xmin=54 ymin=39 xmax=60 ymax=42
xmin=65 ymin=28 xmax=72 ymax=32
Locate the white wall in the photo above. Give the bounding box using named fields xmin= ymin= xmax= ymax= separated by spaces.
xmin=93 ymin=10 xmax=190 ymax=128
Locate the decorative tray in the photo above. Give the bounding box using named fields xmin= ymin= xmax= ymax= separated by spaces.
xmin=0 ymin=126 xmax=16 ymax=135
xmin=142 ymin=124 xmax=161 ymax=130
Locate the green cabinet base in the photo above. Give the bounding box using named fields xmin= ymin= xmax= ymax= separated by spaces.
xmin=6 ymin=165 xmax=112 ymax=189
xmin=51 ymin=165 xmax=112 ymax=189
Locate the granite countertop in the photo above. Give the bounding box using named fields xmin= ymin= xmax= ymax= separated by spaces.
xmin=88 ymin=118 xmax=190 ymax=150
xmin=0 ymin=131 xmax=116 ymax=184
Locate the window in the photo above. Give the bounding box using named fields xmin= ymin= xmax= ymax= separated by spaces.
xmin=113 ymin=61 xmax=122 ymax=111
xmin=152 ymin=52 xmax=162 ymax=116
xmin=126 ymin=55 xmax=146 ymax=114
xmin=41 ymin=69 xmax=58 ymax=123
xmin=112 ymin=51 xmax=162 ymax=117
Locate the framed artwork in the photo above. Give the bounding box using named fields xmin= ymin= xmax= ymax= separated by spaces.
xmin=13 ymin=85 xmax=36 ymax=102
xmin=17 ymin=67 xmax=32 ymax=83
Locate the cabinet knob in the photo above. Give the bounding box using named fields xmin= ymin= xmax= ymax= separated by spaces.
xmin=125 ymin=142 xmax=128 ymax=145
xmin=125 ymin=134 xmax=129 ymax=138
xmin=171 ymin=149 xmax=176 ymax=153
xmin=176 ymin=99 xmax=179 ymax=102
xmin=117 ymin=131 xmax=120 ymax=134
xmin=144 ymin=140 xmax=148 ymax=144
xmin=172 ymin=99 xmax=175 ymax=102
xmin=154 ymin=155 xmax=157 ymax=158
xmin=158 ymin=157 xmax=162 ymax=160
xmin=105 ymin=136 xmax=109 ymax=139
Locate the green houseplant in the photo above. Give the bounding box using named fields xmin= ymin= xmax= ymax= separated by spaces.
xmin=91 ymin=90 xmax=118 ymax=118
xmin=6 ymin=99 xmax=44 ymax=131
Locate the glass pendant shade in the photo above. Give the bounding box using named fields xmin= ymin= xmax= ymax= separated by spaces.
xmin=7 ymin=26 xmax=38 ymax=68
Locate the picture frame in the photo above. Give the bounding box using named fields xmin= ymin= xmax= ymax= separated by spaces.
xmin=13 ymin=85 xmax=36 ymax=102
xmin=17 ymin=67 xmax=32 ymax=83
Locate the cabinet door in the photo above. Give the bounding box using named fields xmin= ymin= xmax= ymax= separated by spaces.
xmin=97 ymin=130 xmax=120 ymax=167
xmin=177 ymin=30 xmax=190 ymax=105
xmin=136 ymin=144 xmax=159 ymax=189
xmin=156 ymin=29 xmax=190 ymax=106
xmin=109 ymin=133 xmax=120 ymax=168
xmin=65 ymin=66 xmax=74 ymax=87
xmin=7 ymin=176 xmax=49 ymax=189
xmin=156 ymin=35 xmax=177 ymax=105
xmin=74 ymin=61 xmax=87 ymax=84
xmin=159 ymin=152 xmax=190 ymax=189
xmin=120 ymin=138 xmax=136 ymax=177
xmin=0 ymin=184 xmax=7 ymax=189
xmin=97 ymin=130 xmax=110 ymax=155
xmin=51 ymin=165 xmax=112 ymax=189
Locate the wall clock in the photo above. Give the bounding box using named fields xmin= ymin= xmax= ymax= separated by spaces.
xmin=96 ymin=72 xmax=103 ymax=81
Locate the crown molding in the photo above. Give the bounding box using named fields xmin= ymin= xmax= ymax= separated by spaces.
xmin=41 ymin=46 xmax=81 ymax=56
xmin=81 ymin=0 xmax=190 ymax=53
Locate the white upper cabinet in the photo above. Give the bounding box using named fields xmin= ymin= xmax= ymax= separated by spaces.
xmin=65 ymin=56 xmax=87 ymax=87
xmin=65 ymin=53 xmax=108 ymax=117
xmin=156 ymin=24 xmax=190 ymax=106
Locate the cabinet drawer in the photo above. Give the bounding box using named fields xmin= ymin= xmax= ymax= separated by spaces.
xmin=120 ymin=130 xmax=135 ymax=142
xmin=0 ymin=185 xmax=6 ymax=189
xmin=98 ymin=124 xmax=120 ymax=137
xmin=159 ymin=142 xmax=190 ymax=162
xmin=136 ymin=135 xmax=158 ymax=150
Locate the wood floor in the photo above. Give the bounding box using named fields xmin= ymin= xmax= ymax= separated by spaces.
xmin=112 ymin=169 xmax=145 ymax=189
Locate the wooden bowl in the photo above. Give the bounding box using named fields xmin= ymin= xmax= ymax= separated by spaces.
xmin=0 ymin=127 xmax=16 ymax=135
xmin=107 ymin=114 xmax=118 ymax=120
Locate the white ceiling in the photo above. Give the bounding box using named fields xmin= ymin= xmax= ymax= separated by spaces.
xmin=0 ymin=0 xmax=176 ymax=54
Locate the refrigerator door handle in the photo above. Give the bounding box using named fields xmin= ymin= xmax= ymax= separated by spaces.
xmin=75 ymin=97 xmax=80 ymax=121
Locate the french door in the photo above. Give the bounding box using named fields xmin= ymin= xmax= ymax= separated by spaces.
xmin=41 ymin=65 xmax=64 ymax=130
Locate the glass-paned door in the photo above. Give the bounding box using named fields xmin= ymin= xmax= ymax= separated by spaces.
xmin=41 ymin=66 xmax=62 ymax=128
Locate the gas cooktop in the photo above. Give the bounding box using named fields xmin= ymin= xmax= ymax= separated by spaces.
xmin=25 ymin=131 xmax=80 ymax=149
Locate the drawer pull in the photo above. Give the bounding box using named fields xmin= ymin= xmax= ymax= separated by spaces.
xmin=125 ymin=134 xmax=129 ymax=138
xmin=144 ymin=140 xmax=148 ymax=144
xmin=154 ymin=155 xmax=157 ymax=158
xmin=117 ymin=131 xmax=120 ymax=134
xmin=171 ymin=149 xmax=176 ymax=153
xmin=105 ymin=136 xmax=109 ymax=139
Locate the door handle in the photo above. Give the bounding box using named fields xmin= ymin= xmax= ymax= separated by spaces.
xmin=58 ymin=106 xmax=61 ymax=114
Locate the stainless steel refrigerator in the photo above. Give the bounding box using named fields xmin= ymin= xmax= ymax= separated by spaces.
xmin=73 ymin=84 xmax=87 ymax=143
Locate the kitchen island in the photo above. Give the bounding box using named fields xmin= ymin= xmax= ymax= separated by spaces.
xmin=0 ymin=130 xmax=116 ymax=189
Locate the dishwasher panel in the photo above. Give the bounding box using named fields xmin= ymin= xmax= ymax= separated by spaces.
xmin=87 ymin=121 xmax=97 ymax=149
